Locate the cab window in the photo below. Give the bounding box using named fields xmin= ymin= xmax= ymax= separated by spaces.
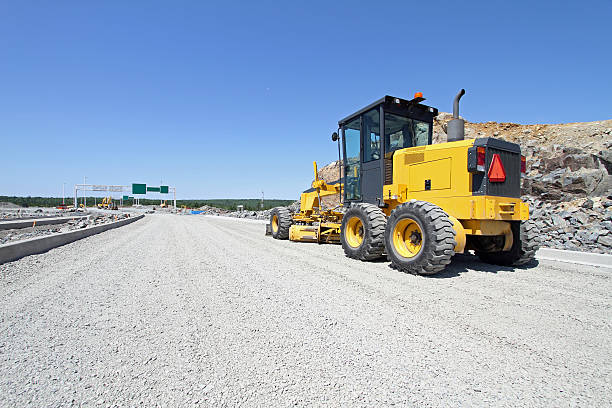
xmin=413 ymin=121 xmax=429 ymax=146
xmin=363 ymin=109 xmax=380 ymax=162
xmin=384 ymin=112 xmax=430 ymax=153
xmin=343 ymin=117 xmax=361 ymax=201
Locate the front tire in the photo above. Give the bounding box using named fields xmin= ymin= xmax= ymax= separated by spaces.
xmin=269 ymin=207 xmax=292 ymax=240
xmin=340 ymin=203 xmax=386 ymax=260
xmin=385 ymin=201 xmax=456 ymax=275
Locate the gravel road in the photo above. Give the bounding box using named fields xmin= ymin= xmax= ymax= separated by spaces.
xmin=1 ymin=214 xmax=611 ymax=406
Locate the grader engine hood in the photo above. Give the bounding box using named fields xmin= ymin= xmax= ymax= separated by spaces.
xmin=382 ymin=135 xmax=528 ymax=222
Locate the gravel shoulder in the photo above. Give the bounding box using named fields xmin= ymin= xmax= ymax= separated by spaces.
xmin=0 ymin=214 xmax=611 ymax=406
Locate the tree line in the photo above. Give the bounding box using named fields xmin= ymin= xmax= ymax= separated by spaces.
xmin=0 ymin=196 xmax=294 ymax=211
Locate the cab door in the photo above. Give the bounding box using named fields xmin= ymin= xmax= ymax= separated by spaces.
xmin=342 ymin=117 xmax=361 ymax=201
xmin=361 ymin=108 xmax=383 ymax=205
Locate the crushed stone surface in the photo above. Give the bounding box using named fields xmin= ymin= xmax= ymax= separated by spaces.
xmin=0 ymin=214 xmax=611 ymax=406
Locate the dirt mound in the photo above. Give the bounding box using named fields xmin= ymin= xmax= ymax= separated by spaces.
xmin=433 ymin=113 xmax=612 ymax=155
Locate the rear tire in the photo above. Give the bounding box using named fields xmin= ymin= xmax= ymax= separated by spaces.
xmin=340 ymin=203 xmax=386 ymax=260
xmin=385 ymin=201 xmax=456 ymax=275
xmin=269 ymin=207 xmax=292 ymax=240
xmin=476 ymin=220 xmax=540 ymax=266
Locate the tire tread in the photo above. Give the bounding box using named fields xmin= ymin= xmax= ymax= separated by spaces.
xmin=385 ymin=201 xmax=457 ymax=275
xmin=270 ymin=207 xmax=293 ymax=240
xmin=341 ymin=203 xmax=387 ymax=261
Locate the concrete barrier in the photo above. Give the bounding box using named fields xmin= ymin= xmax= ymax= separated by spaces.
xmin=0 ymin=215 xmax=144 ymax=264
xmin=0 ymin=216 xmax=89 ymax=231
xmin=1 ymin=215 xmax=63 ymax=222
xmin=536 ymin=247 xmax=612 ymax=268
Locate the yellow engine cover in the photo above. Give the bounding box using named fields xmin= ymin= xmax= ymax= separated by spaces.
xmin=382 ymin=139 xmax=529 ymax=222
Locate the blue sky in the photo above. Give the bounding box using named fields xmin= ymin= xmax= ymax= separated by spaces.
xmin=1 ymin=1 xmax=611 ymax=199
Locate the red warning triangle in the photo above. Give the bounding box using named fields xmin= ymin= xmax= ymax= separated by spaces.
xmin=488 ymin=153 xmax=506 ymax=182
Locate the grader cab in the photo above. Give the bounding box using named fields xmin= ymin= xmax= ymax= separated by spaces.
xmin=268 ymin=90 xmax=539 ymax=275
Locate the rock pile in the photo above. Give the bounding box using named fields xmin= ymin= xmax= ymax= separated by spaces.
xmin=0 ymin=213 xmax=132 ymax=245
xmin=195 ymin=205 xmax=229 ymax=216
xmin=522 ymin=144 xmax=611 ymax=199
xmin=64 ymin=213 xmax=131 ymax=230
xmin=1 ymin=208 xmax=60 ymax=220
xmin=193 ymin=202 xmax=301 ymax=221
xmin=524 ymin=196 xmax=611 ymax=253
xmin=1 ymin=225 xmax=61 ymax=244
xmin=221 ymin=200 xmax=299 ymax=220
xmin=225 ymin=209 xmax=271 ymax=220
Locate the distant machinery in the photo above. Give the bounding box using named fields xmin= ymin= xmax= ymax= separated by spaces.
xmin=74 ymin=183 xmax=177 ymax=208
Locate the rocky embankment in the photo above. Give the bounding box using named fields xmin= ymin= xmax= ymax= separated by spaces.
xmin=524 ymin=196 xmax=612 ymax=253
xmin=435 ymin=113 xmax=612 ymax=253
xmin=0 ymin=213 xmax=133 ymax=245
xmin=192 ymin=203 xmax=301 ymax=220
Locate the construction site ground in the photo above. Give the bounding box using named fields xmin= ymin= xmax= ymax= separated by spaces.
xmin=0 ymin=214 xmax=610 ymax=406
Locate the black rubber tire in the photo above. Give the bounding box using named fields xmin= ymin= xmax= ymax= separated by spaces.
xmin=476 ymin=220 xmax=540 ymax=266
xmin=340 ymin=203 xmax=386 ymax=261
xmin=269 ymin=207 xmax=292 ymax=240
xmin=385 ymin=201 xmax=456 ymax=275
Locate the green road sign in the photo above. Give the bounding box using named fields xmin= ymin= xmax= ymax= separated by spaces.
xmin=122 ymin=195 xmax=133 ymax=200
xmin=160 ymin=185 xmax=169 ymax=194
xmin=147 ymin=187 xmax=160 ymax=192
xmin=132 ymin=183 xmax=146 ymax=194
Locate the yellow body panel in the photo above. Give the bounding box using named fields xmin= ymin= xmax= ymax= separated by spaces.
xmin=408 ymin=158 xmax=452 ymax=191
xmin=382 ymin=139 xmax=529 ymax=222
xmin=391 ymin=140 xmax=475 ymax=200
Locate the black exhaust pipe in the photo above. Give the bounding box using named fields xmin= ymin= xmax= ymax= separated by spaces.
xmin=447 ymin=89 xmax=466 ymax=142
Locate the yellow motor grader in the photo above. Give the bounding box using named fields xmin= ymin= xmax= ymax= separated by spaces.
xmin=267 ymin=90 xmax=539 ymax=275
xmin=97 ymin=196 xmax=118 ymax=210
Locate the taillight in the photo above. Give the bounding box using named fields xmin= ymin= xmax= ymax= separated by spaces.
xmin=520 ymin=155 xmax=526 ymax=176
xmin=477 ymin=147 xmax=485 ymax=172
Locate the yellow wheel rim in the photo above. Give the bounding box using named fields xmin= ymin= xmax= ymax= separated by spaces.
xmin=393 ymin=218 xmax=423 ymax=258
xmin=345 ymin=216 xmax=364 ymax=248
xmin=271 ymin=215 xmax=279 ymax=233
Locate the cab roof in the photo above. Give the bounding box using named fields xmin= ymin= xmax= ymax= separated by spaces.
xmin=338 ymin=95 xmax=438 ymax=127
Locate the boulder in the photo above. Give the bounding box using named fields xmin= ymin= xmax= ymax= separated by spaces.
xmin=595 ymin=150 xmax=612 ymax=174
xmin=592 ymin=174 xmax=612 ymax=196
xmin=551 ymin=214 xmax=568 ymax=228
xmin=572 ymin=212 xmax=589 ymax=225
xmin=597 ymin=234 xmax=612 ymax=247
xmin=562 ymin=154 xmax=596 ymax=171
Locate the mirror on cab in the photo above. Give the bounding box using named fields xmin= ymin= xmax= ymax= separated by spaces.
xmin=331 ymin=132 xmax=339 ymax=142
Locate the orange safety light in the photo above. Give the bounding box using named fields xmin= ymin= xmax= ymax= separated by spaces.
xmin=488 ymin=153 xmax=506 ymax=182
xmin=414 ymin=92 xmax=423 ymax=98
xmin=476 ymin=147 xmax=486 ymax=172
